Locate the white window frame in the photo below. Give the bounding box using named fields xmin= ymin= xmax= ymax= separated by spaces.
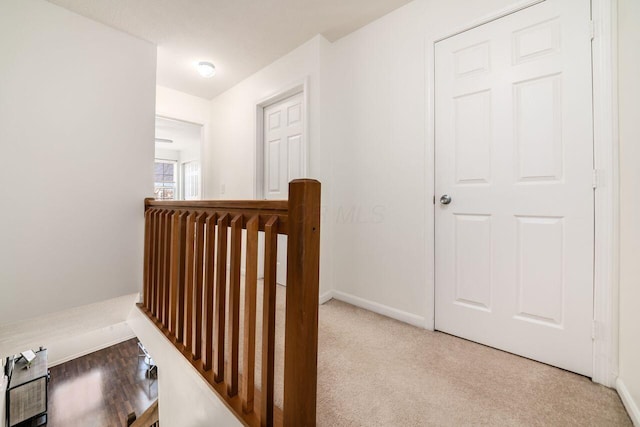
xmin=154 ymin=158 xmax=179 ymax=201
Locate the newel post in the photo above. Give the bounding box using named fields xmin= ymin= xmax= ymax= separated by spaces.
xmin=283 ymin=179 xmax=321 ymax=426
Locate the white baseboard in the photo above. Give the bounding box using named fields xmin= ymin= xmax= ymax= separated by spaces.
xmin=331 ymin=290 xmax=426 ymax=328
xmin=319 ymin=290 xmax=334 ymax=305
xmin=617 ymin=377 xmax=640 ymax=426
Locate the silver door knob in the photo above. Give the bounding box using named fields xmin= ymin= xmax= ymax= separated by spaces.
xmin=440 ymin=194 xmax=452 ymax=205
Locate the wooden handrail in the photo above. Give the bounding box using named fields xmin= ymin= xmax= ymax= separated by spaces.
xmin=145 ymin=199 xmax=288 ymax=210
xmin=130 ymin=400 xmax=159 ymax=427
xmin=144 ymin=199 xmax=291 ymax=235
xmin=139 ymin=179 xmax=321 ymax=427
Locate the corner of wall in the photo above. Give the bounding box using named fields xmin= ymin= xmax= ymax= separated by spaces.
xmin=0 ymin=0 xmax=155 ymax=323
xmin=617 ymin=0 xmax=640 ymax=422
xmin=617 ymin=377 xmax=640 ymax=426
xmin=0 ymin=294 xmax=139 ymax=365
xmin=0 ymin=370 xmax=6 ymax=426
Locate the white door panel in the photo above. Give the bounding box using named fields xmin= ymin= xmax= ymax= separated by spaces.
xmin=263 ymin=93 xmax=304 ymax=285
xmin=435 ymin=0 xmax=594 ymax=376
xmin=267 ymin=139 xmax=281 ymax=193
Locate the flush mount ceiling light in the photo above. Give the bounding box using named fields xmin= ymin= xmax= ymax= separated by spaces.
xmin=197 ymin=61 xmax=216 ymax=78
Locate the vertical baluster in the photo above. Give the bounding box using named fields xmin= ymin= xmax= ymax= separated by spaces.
xmin=192 ymin=212 xmax=206 ymax=360
xmin=163 ymin=210 xmax=172 ymax=328
xmin=242 ymin=215 xmax=259 ymax=413
xmin=175 ymin=211 xmax=188 ymax=342
xmin=227 ymin=214 xmax=243 ymax=396
xmin=151 ymin=209 xmax=161 ymax=316
xmin=169 ymin=210 xmax=184 ymax=338
xmin=203 ymin=213 xmax=217 ymax=370
xmin=148 ymin=209 xmax=159 ymax=313
xmin=156 ymin=210 xmax=166 ymax=320
xmin=214 ymin=214 xmax=229 ymax=383
xmin=184 ymin=212 xmax=196 ymax=353
xmin=261 ymin=216 xmax=278 ymax=427
xmin=143 ymin=208 xmax=152 ymax=309
xmin=283 ymin=179 xmax=321 ymax=427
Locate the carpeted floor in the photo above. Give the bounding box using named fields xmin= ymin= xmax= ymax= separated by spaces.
xmin=314 ymin=299 xmax=631 ymax=426
xmin=248 ymin=283 xmax=632 ymax=426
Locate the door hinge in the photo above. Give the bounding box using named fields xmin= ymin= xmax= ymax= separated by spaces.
xmin=589 ymin=20 xmax=596 ymax=40
xmin=433 ymin=195 xmax=436 ymax=205
xmin=592 ymin=169 xmax=598 ymax=189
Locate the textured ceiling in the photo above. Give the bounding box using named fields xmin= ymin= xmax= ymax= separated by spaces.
xmin=46 ymin=0 xmax=411 ymax=99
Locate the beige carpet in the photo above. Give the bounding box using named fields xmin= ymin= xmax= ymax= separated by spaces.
xmin=245 ymin=283 xmax=631 ymax=426
xmin=315 ymin=299 xmax=631 ymax=426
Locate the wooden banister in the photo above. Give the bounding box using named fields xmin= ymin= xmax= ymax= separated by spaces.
xmin=139 ymin=179 xmax=322 ymax=427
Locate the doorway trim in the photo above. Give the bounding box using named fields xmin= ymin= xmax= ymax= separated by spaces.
xmin=426 ymin=0 xmax=619 ymax=386
xmin=591 ymin=0 xmax=619 ymax=388
xmin=254 ymin=77 xmax=310 ymax=200
xmin=155 ymin=114 xmax=206 ymax=200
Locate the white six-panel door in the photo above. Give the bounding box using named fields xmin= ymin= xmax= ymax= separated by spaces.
xmin=434 ymin=0 xmax=594 ymax=376
xmin=263 ymin=92 xmax=304 ymax=285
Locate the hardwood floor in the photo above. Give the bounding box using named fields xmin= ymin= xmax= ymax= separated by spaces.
xmin=47 ymin=338 xmax=158 ymax=427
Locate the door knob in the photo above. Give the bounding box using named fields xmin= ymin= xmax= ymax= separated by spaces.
xmin=439 ymin=194 xmax=452 ymax=205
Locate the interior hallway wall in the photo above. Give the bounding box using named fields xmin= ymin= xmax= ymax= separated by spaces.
xmin=0 ymin=0 xmax=155 ymax=386
xmin=206 ymin=0 xmax=541 ymax=324
xmin=617 ymin=0 xmax=640 ymax=422
xmin=0 ymin=0 xmax=156 ymax=323
xmin=208 ymin=35 xmax=333 ymax=297
xmin=323 ymin=0 xmax=526 ymax=326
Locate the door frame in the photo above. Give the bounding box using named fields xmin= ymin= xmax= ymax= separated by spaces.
xmin=426 ymin=0 xmax=619 ymax=387
xmin=155 ymin=114 xmax=206 ymax=200
xmin=254 ymin=77 xmax=310 ymax=200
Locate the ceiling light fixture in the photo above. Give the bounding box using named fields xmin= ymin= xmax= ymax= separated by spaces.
xmin=197 ymin=61 xmax=216 ymax=78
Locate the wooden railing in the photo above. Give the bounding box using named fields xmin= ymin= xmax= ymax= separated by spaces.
xmin=129 ymin=400 xmax=158 ymax=427
xmin=139 ymin=179 xmax=321 ymax=427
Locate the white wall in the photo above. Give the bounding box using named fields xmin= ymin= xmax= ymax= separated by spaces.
xmin=128 ymin=307 xmax=242 ymax=427
xmin=205 ymin=0 xmax=526 ymax=324
xmin=209 ymin=35 xmax=333 ymax=297
xmin=0 ymin=294 xmax=138 ymax=366
xmin=206 ymin=5 xmax=637 ymax=404
xmin=0 ymin=0 xmax=156 ymax=323
xmin=327 ymin=0 xmax=530 ymax=327
xmin=617 ymin=0 xmax=640 ymax=423
xmin=324 ymin=0 xmax=429 ymax=325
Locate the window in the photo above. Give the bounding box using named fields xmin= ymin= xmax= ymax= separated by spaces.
xmin=154 ymin=160 xmax=177 ymax=200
